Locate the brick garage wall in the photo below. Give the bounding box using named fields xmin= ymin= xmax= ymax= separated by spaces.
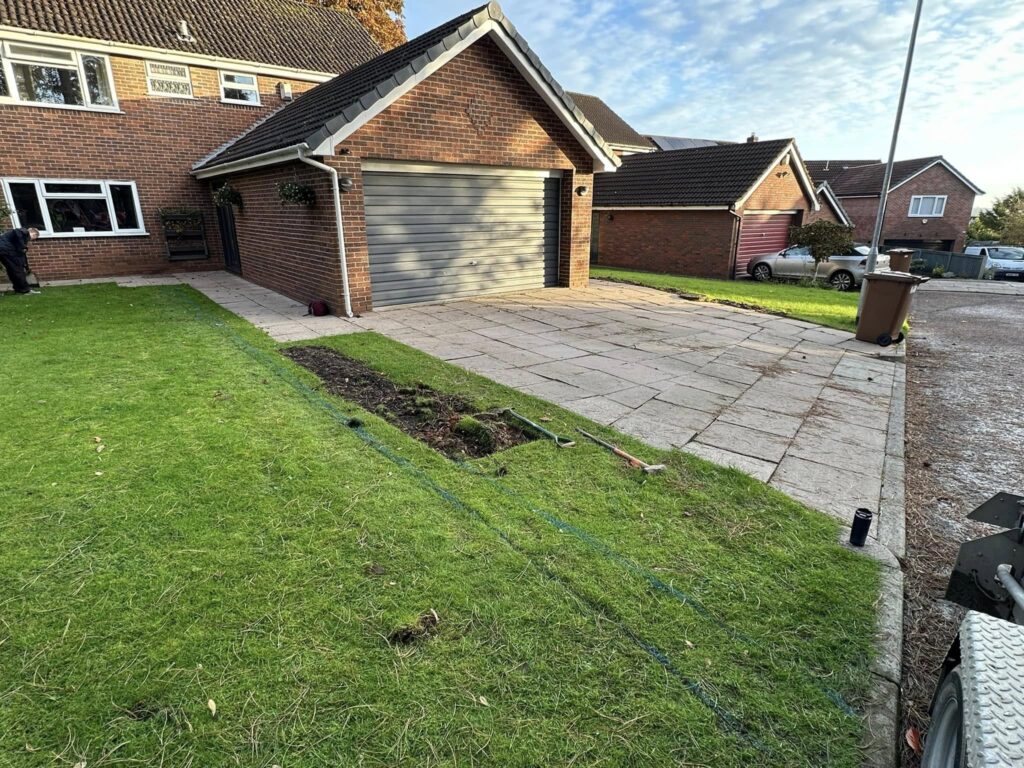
xmin=323 ymin=36 xmax=595 ymax=313
xmin=881 ymin=164 xmax=975 ymax=251
xmin=0 ymin=54 xmax=317 ymax=280
xmin=596 ymin=210 xmax=737 ymax=279
xmin=740 ymin=160 xmax=812 ymax=215
xmin=222 ymin=162 xmax=344 ymax=309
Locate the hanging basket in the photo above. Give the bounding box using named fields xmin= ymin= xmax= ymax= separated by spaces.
xmin=212 ymin=182 xmax=243 ymax=209
xmin=277 ymin=181 xmax=317 ymax=207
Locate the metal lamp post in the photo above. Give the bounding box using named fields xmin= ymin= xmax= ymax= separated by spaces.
xmin=858 ymin=0 xmax=926 ymax=320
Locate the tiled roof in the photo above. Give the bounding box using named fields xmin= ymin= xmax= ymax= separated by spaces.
xmin=197 ymin=2 xmax=618 ymax=171
xmin=594 ymin=138 xmax=794 ymax=207
xmin=647 ymin=135 xmax=732 ymax=151
xmin=566 ymin=92 xmax=652 ymax=150
xmin=0 ymin=0 xmax=381 ymax=74
xmin=828 ymin=157 xmax=948 ymax=196
xmin=805 ymin=159 xmax=879 ymax=186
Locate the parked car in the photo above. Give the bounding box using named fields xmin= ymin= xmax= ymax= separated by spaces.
xmin=747 ymin=244 xmax=891 ymax=291
xmin=964 ymin=245 xmax=1024 ymax=280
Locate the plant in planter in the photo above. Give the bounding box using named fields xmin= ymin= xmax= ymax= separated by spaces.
xmin=788 ymin=220 xmax=855 ymax=282
xmin=277 ymin=181 xmax=316 ymax=207
xmin=212 ymin=182 xmax=243 ymax=209
xmin=159 ymin=208 xmax=203 ymax=235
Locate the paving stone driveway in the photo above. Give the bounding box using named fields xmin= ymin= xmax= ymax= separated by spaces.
xmin=85 ymin=272 xmax=901 ymax=541
xmin=350 ymin=281 xmax=902 ymax=530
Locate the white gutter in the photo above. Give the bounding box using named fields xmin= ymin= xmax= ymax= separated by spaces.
xmin=297 ymin=150 xmax=353 ymax=318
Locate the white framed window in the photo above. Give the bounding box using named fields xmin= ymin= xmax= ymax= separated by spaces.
xmin=219 ymin=71 xmax=260 ymax=105
xmin=1 ymin=178 xmax=146 ymax=237
xmin=146 ymin=61 xmax=193 ymax=98
xmin=0 ymin=41 xmax=117 ymax=111
xmin=909 ymin=195 xmax=947 ymax=217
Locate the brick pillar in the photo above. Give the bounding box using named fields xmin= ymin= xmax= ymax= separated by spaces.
xmin=559 ymin=166 xmax=594 ymax=288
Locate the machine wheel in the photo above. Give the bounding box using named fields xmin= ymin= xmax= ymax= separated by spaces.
xmin=877 ymin=333 xmax=893 ymax=347
xmin=829 ymin=270 xmax=855 ymax=291
xmin=921 ymin=666 xmax=967 ymax=768
xmin=752 ymin=263 xmax=772 ymax=282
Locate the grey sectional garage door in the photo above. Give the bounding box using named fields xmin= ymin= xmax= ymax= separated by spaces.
xmin=363 ymin=169 xmax=561 ymax=307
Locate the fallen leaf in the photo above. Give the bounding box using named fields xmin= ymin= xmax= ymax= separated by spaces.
xmin=905 ymin=727 xmax=923 ymax=756
xmin=93 ymin=437 xmax=102 ymax=443
xmin=684 ymin=640 xmax=695 ymax=649
xmin=207 ymin=699 xmax=217 ymax=718
xmin=478 ymin=696 xmax=489 ymax=706
xmin=94 ymin=472 xmax=103 ymax=477
xmin=96 ymin=445 xmax=105 ymax=453
xmin=74 ymin=762 xmax=86 ymax=768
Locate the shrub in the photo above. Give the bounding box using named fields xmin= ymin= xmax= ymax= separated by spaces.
xmin=0 ymin=200 xmax=10 ymax=229
xmin=932 ymin=265 xmax=946 ymax=277
xmin=788 ymin=221 xmax=855 ymax=278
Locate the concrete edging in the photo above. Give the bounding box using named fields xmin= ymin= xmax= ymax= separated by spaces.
xmin=842 ymin=357 xmax=906 ymax=768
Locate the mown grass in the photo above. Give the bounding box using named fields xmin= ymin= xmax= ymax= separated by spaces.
xmin=591 ymin=266 xmax=861 ymax=331
xmin=0 ymin=284 xmax=878 ymax=767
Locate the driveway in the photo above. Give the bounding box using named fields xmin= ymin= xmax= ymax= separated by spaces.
xmin=901 ymin=286 xmax=1024 ymax=764
xmin=93 ymin=272 xmax=902 ymax=547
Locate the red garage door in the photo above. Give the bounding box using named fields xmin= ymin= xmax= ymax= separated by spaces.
xmin=735 ymin=213 xmax=795 ymax=278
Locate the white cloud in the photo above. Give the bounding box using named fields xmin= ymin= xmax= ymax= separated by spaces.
xmin=406 ymin=0 xmax=1024 ymax=204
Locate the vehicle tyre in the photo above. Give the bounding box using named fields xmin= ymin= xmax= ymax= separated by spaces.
xmin=829 ymin=270 xmax=854 ymax=291
xmin=752 ymin=263 xmax=772 ymax=282
xmin=877 ymin=333 xmax=893 ymax=347
xmin=895 ymin=332 xmax=905 ymax=344
xmin=921 ymin=666 xmax=967 ymax=768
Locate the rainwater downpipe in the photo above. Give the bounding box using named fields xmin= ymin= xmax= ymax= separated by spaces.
xmin=297 ymin=148 xmax=353 ymax=317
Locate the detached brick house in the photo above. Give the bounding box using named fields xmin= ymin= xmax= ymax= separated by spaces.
xmin=593 ymin=138 xmax=821 ymax=279
xmin=0 ymin=0 xmax=380 ymax=280
xmin=806 ymin=157 xmax=983 ymax=252
xmin=2 ymin=1 xmax=620 ymax=314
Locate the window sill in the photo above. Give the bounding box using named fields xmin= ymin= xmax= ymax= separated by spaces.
xmin=907 ymin=215 xmax=945 ymax=219
xmin=38 ymin=231 xmax=150 ymax=239
xmin=0 ymin=100 xmax=124 ymax=115
xmin=219 ymin=98 xmax=262 ymax=107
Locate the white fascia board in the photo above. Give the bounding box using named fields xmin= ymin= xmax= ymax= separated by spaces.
xmin=815 ymin=182 xmax=853 ymax=227
xmin=192 ymin=145 xmax=307 ymax=178
xmin=888 ymin=158 xmax=984 ymax=195
xmin=735 ymin=141 xmax=820 ymax=211
xmin=743 ymin=209 xmax=800 ymax=215
xmin=307 ymin=21 xmax=620 ymax=173
xmin=361 ymin=160 xmax=563 ymax=177
xmin=592 ymin=205 xmax=730 ymax=211
xmin=0 ymin=26 xmax=335 ymax=83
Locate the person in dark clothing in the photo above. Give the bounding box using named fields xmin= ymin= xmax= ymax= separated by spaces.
xmin=0 ymin=227 xmax=40 ymax=294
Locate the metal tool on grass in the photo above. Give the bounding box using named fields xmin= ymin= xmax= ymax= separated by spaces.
xmin=501 ymin=408 xmax=575 ymax=448
xmin=576 ymin=429 xmax=665 ymax=474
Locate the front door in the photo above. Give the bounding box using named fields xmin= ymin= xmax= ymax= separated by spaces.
xmin=217 ymin=204 xmax=241 ymax=274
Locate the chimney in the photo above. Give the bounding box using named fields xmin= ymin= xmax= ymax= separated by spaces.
xmin=746 ymin=132 xmax=758 ymax=143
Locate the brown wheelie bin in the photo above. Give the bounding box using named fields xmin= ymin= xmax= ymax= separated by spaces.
xmin=855 ymin=271 xmax=929 ymax=346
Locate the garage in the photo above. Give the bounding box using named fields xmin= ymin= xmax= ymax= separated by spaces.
xmin=735 ymin=212 xmax=796 ymax=278
xmin=363 ymin=165 xmax=562 ymax=308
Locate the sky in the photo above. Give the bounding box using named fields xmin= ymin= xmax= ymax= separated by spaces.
xmin=405 ymin=0 xmax=1024 ymax=207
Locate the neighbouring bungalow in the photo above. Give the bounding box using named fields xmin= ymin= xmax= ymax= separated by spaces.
xmin=593 ymin=137 xmax=823 ymax=279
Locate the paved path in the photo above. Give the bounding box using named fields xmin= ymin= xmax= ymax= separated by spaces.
xmin=919 ymin=278 xmax=1024 ymax=294
xmin=51 ymin=271 xmax=903 ymax=547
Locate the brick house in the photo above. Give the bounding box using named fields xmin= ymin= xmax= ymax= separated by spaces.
xmin=2 ymin=1 xmax=619 ymax=314
xmin=194 ymin=4 xmax=619 ymax=314
xmin=565 ymin=92 xmax=655 ymax=157
xmin=806 ymin=157 xmax=983 ymax=251
xmin=0 ymin=0 xmax=381 ymax=280
xmin=593 ymin=138 xmax=820 ymax=279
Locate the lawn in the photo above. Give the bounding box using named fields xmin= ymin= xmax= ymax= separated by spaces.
xmin=0 ymin=284 xmax=878 ymax=767
xmin=591 ymin=266 xmax=860 ymax=331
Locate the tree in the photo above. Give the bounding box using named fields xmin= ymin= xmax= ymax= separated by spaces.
xmin=788 ymin=220 xmax=855 ymax=280
xmin=966 ymin=216 xmax=999 ymax=243
xmin=306 ymin=0 xmax=406 ymax=51
xmin=1000 ymin=211 xmax=1024 ymax=246
xmin=975 ymin=187 xmax=1024 ymax=240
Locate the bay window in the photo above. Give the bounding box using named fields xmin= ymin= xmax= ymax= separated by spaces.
xmin=2 ymin=179 xmax=145 ymax=237
xmin=0 ymin=41 xmax=117 ymax=110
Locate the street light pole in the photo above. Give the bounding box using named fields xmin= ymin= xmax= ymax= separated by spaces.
xmin=859 ymin=0 xmax=925 ymax=319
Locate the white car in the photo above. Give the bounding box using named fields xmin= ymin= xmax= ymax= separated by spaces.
xmin=965 ymin=245 xmax=1024 ymax=281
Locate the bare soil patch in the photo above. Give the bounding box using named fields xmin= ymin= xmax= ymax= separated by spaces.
xmin=282 ymin=345 xmax=532 ymax=459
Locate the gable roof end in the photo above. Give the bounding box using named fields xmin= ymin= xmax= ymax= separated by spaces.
xmin=815 ymin=182 xmax=853 ymax=227
xmin=0 ymin=0 xmax=380 ymax=76
xmin=195 ymin=2 xmax=620 ymax=175
xmin=828 ymin=156 xmax=984 ymax=196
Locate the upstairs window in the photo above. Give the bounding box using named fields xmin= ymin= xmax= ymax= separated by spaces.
xmin=146 ymin=61 xmax=193 ymax=98
xmin=909 ymin=195 xmax=947 ymax=217
xmin=2 ymin=178 xmax=145 ymax=237
xmin=0 ymin=41 xmax=116 ymax=110
xmin=219 ymin=71 xmax=260 ymax=105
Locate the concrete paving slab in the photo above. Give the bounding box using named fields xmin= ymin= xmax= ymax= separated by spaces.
xmin=682 ymin=443 xmax=776 ymax=482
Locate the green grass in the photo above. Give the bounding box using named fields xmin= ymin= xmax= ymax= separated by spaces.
xmin=0 ymin=284 xmax=879 ymax=767
xmin=592 ymin=266 xmax=860 ymax=331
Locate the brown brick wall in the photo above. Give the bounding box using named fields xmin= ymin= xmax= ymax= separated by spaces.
xmin=0 ymin=52 xmax=317 ymax=280
xmin=839 ymin=164 xmax=976 ymax=251
xmin=806 ymin=191 xmax=841 ymax=224
xmin=740 ymin=161 xmax=811 ymax=214
xmin=225 ymin=36 xmax=596 ymax=314
xmin=596 ymin=210 xmax=737 ymax=279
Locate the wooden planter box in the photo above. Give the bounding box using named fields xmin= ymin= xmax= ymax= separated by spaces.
xmin=161 ymin=212 xmax=209 ymax=261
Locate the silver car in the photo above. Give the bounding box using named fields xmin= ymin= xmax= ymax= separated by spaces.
xmin=746 ymin=244 xmax=890 ymax=291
